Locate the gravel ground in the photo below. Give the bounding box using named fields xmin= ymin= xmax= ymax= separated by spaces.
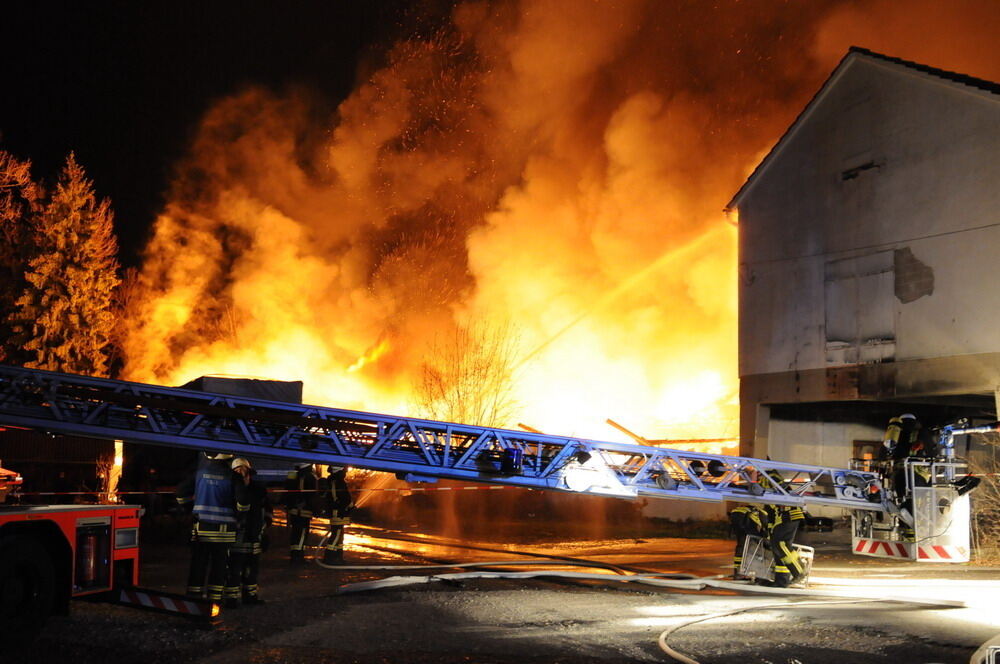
xmin=16 ymin=519 xmax=1000 ymax=664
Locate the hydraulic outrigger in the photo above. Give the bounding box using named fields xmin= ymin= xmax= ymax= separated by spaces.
xmin=0 ymin=364 xmax=987 ymax=561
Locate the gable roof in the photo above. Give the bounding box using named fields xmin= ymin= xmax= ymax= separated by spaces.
xmin=851 ymin=47 xmax=1000 ymax=96
xmin=726 ymin=47 xmax=1000 ymax=210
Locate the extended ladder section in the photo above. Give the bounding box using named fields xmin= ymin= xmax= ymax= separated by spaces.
xmin=0 ymin=365 xmax=886 ymax=513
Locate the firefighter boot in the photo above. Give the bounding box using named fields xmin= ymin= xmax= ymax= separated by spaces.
xmin=323 ymin=548 xmax=344 ymax=565
xmin=772 ymin=572 xmax=792 ymax=588
xmin=290 ymin=549 xmax=305 ymax=565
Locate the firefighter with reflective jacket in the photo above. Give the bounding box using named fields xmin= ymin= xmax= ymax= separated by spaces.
xmin=285 ymin=462 xmax=319 ymax=564
xmin=881 ymin=413 xmax=935 ymax=491
xmin=227 ymin=458 xmax=272 ymax=606
xmin=764 ymin=504 xmax=806 ymax=587
xmin=729 ymin=503 xmax=767 ymax=579
xmin=880 ymin=413 xmax=937 ymax=541
xmin=756 ymin=469 xmax=806 ymax=586
xmin=320 ymin=466 xmax=354 ymax=564
xmin=176 ymin=452 xmax=249 ymax=601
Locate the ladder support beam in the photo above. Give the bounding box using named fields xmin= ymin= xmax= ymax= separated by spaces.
xmin=0 ymin=365 xmax=886 ymax=512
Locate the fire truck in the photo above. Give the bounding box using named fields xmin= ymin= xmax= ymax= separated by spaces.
xmin=0 ymin=364 xmax=988 ymax=640
xmin=0 ymin=457 xmax=217 ymax=645
xmin=0 ymin=497 xmax=143 ymax=644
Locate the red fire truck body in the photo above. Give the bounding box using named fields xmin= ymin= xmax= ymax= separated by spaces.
xmin=0 ymin=502 xmax=142 ymax=642
xmin=0 ymin=503 xmax=141 ymax=593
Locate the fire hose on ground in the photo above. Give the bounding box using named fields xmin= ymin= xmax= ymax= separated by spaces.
xmin=306 ymin=532 xmax=967 ymax=664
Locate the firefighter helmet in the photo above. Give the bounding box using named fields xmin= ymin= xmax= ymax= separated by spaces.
xmin=231 ymin=457 xmax=251 ymax=471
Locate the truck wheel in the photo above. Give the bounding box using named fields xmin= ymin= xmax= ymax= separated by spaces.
xmin=0 ymin=536 xmax=56 ymax=646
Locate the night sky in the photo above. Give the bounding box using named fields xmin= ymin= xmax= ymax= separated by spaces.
xmin=0 ymin=1 xmax=414 ymax=266
xmin=4 ymin=1 xmax=997 ymax=272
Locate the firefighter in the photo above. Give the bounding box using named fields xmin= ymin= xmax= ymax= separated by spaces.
xmin=755 ymin=468 xmax=807 ymax=586
xmin=320 ymin=466 xmax=354 ymax=564
xmin=880 ymin=413 xmax=920 ymax=462
xmin=764 ymin=503 xmax=806 ymax=587
xmin=285 ymin=462 xmax=319 ymax=564
xmin=728 ymin=503 xmax=767 ymax=580
xmin=881 ymin=413 xmax=935 ymax=540
xmin=227 ymin=458 xmax=272 ymax=607
xmin=176 ymin=452 xmax=249 ymax=602
xmin=882 ymin=414 xmax=938 ymax=481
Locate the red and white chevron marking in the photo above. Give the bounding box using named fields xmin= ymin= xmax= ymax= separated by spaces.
xmin=854 ymin=538 xmax=912 ymax=558
xmin=917 ymin=544 xmax=968 ymax=561
xmin=118 ymin=589 xmax=210 ymax=616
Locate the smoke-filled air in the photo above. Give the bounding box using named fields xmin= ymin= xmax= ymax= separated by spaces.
xmin=121 ymin=0 xmax=1000 ymax=450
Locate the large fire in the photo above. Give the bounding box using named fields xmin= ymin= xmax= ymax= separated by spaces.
xmin=121 ymin=0 xmax=998 ymax=457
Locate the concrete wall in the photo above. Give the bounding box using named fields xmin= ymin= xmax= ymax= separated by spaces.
xmin=734 ymin=53 xmax=1000 ymax=458
xmin=766 ymin=419 xmax=883 ymax=517
xmin=737 ymin=56 xmax=1000 ymax=378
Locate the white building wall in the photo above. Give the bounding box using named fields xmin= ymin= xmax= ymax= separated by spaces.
xmin=738 ymin=57 xmax=1000 ymax=377
xmin=895 ymin=228 xmax=1000 ymax=360
xmin=767 ymin=419 xmax=884 ymax=518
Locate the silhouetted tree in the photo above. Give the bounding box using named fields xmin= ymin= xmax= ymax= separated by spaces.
xmin=11 ymin=153 xmax=120 ymax=376
xmin=415 ymin=321 xmax=520 ymax=428
xmin=971 ymin=437 xmax=1000 ymax=562
xmin=106 ymin=266 xmax=140 ymax=375
xmin=0 ymin=148 xmax=39 ymax=363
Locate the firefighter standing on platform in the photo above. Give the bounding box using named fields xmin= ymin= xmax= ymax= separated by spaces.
xmin=880 ymin=413 xmax=936 ymax=540
xmin=176 ymin=452 xmax=249 ymax=602
xmin=227 ymin=458 xmax=271 ymax=606
xmin=881 ymin=413 xmax=935 ymax=490
xmin=320 ymin=466 xmax=354 ymax=564
xmin=285 ymin=462 xmax=319 ymax=564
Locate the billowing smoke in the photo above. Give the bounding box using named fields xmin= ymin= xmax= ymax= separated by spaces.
xmin=123 ymin=0 xmax=999 ymax=445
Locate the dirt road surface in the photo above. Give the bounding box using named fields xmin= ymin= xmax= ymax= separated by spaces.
xmin=25 ymin=520 xmax=1000 ymax=664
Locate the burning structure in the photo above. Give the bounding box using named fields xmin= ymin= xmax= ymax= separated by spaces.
xmin=104 ymin=1 xmax=997 ymax=525
xmin=730 ymin=47 xmax=1000 ymax=500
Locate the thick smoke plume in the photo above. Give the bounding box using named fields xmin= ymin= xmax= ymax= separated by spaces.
xmin=123 ymin=0 xmax=999 ymax=445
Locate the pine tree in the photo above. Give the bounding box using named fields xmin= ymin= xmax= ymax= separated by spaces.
xmin=0 ymin=148 xmax=39 ymax=363
xmin=12 ymin=153 xmax=121 ymax=376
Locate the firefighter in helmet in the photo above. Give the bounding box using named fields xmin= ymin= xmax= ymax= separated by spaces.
xmin=881 ymin=413 xmax=920 ymax=461
xmin=319 ymin=465 xmax=354 ymax=564
xmin=285 ymin=462 xmax=319 ymax=564
xmin=176 ymin=452 xmax=249 ymax=602
xmin=758 ymin=469 xmax=806 ymax=587
xmin=881 ymin=413 xmax=937 ymax=541
xmin=227 ymin=457 xmax=272 ymax=606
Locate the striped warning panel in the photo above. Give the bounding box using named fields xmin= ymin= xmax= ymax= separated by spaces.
xmin=917 ymin=544 xmax=969 ymax=561
xmin=117 ymin=588 xmax=216 ymax=619
xmin=853 ymin=538 xmax=913 ymax=559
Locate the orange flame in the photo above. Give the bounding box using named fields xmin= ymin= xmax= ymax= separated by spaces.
xmin=121 ymin=1 xmax=998 ymax=447
xmin=347 ymin=340 xmax=392 ymax=374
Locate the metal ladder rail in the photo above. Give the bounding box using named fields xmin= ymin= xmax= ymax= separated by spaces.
xmin=0 ymin=364 xmax=886 ymax=511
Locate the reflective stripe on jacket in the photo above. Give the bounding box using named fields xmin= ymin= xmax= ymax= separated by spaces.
xmin=176 ymin=456 xmax=248 ymax=529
